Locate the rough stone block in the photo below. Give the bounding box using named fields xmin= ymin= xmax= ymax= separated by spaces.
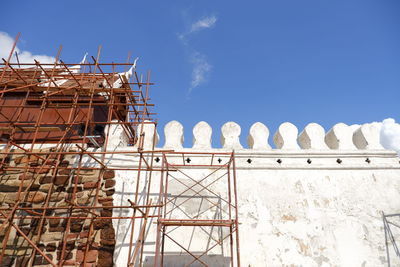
xmin=39 ymin=184 xmax=52 ymax=192
xmin=62 ymin=260 xmax=77 ymax=266
xmin=49 ymin=226 xmax=66 ymax=232
xmin=58 ymin=240 xmax=75 ymax=251
xmin=100 ymin=227 xmax=115 ymax=241
xmin=77 ymin=175 xmax=93 ymax=184
xmin=14 ymin=155 xmax=32 ymax=165
xmin=80 ymin=231 xmax=89 ymax=238
xmin=103 ymin=170 xmax=115 ymax=179
xmin=34 ymin=254 xmax=54 ymax=265
xmin=70 ymin=220 xmax=84 ymax=233
xmin=41 ymin=232 xmax=63 ymax=242
xmin=48 ymin=218 xmax=60 ymax=227
xmin=1 ymin=256 xmax=15 ymax=266
xmin=50 ymin=192 xmax=65 ymax=202
xmin=46 ymin=243 xmax=57 ymax=252
xmin=67 ymin=186 xmax=83 ymax=193
xmin=100 ymin=209 xmax=112 ymax=218
xmin=0 ymin=174 xmax=18 ymax=182
xmin=15 ymin=256 xmax=30 ymax=266
xmin=76 ymin=249 xmax=98 ymax=263
xmin=93 ymin=219 xmax=111 ymax=230
xmin=57 ymin=250 xmax=74 ymax=261
xmin=78 ymin=169 xmax=98 ymax=176
xmin=77 ymin=197 xmax=90 ymax=205
xmin=104 ymin=180 xmax=115 ymax=189
xmin=39 ymin=176 xmax=52 ymax=184
xmin=54 ymin=175 xmax=69 ymax=185
xmin=29 ymin=167 xmax=51 ymax=174
xmin=2 ymin=193 xmax=17 ymax=204
xmin=105 ymin=189 xmax=115 ymax=196
xmin=58 ymin=169 xmax=71 ymax=175
xmin=100 ymin=239 xmax=115 ymax=246
xmin=25 ymin=191 xmax=46 ymax=203
xmin=18 ymin=173 xmax=35 ymax=180
xmin=0 ymin=184 xmax=20 ymax=192
xmin=83 ymin=182 xmax=98 ymax=190
xmin=98 ymin=247 xmax=113 ymax=267
xmin=98 ymin=197 xmax=113 ymax=204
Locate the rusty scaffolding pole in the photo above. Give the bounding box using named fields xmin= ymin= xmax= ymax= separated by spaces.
xmin=154 ymin=152 xmax=241 ymax=267
xmin=0 ymin=33 xmax=241 ymax=267
xmin=0 ymin=33 xmax=161 ymax=266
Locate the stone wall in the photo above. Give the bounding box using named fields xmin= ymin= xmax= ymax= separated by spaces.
xmin=0 ymin=148 xmax=116 ymax=266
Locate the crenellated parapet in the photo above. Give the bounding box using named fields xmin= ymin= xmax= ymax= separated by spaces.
xmin=105 ymin=120 xmax=399 ymax=170
xmin=138 ymin=120 xmax=392 ymax=152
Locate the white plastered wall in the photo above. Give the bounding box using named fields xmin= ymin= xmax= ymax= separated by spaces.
xmin=107 ymin=121 xmax=400 ymax=267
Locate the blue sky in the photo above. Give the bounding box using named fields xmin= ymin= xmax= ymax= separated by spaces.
xmin=1 ymin=0 xmax=400 ymax=147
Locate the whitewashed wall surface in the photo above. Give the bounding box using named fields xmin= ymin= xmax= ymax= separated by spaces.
xmin=105 ymin=121 xmax=400 ymax=267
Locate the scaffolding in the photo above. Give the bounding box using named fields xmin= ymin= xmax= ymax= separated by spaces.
xmin=0 ymin=33 xmax=240 ymax=267
xmin=383 ymin=212 xmax=400 ymax=267
xmin=155 ymin=152 xmax=240 ymax=267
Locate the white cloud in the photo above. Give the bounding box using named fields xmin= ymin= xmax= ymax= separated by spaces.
xmin=178 ymin=15 xmax=217 ymax=94
xmin=0 ymin=31 xmax=55 ymax=65
xmin=179 ymin=15 xmax=217 ymax=41
xmin=189 ymin=15 xmax=217 ymax=33
xmin=380 ymin=118 xmax=400 ymax=155
xmin=358 ymin=118 xmax=400 ymax=155
xmin=189 ymin=52 xmax=211 ymax=93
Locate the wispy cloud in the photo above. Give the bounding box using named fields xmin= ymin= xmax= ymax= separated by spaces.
xmin=189 ymin=15 xmax=217 ymax=34
xmin=0 ymin=31 xmax=55 ymax=64
xmin=178 ymin=15 xmax=217 ymax=94
xmin=189 ymin=52 xmax=211 ymax=93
